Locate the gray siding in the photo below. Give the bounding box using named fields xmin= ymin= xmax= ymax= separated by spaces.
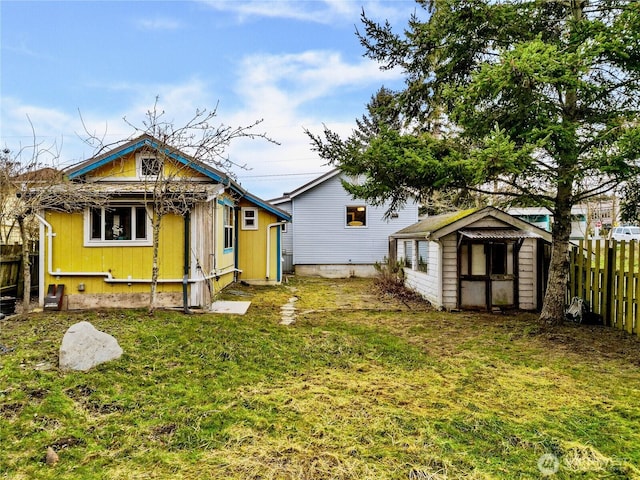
xmin=292 ymin=175 xmax=419 ymax=266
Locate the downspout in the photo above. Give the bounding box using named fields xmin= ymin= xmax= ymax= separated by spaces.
xmin=35 ymin=213 xmax=114 ymax=280
xmin=183 ymin=211 xmax=190 ymax=314
xmin=34 ymin=213 xmax=196 ymax=284
xmin=38 ymin=218 xmax=45 ymax=306
xmin=266 ymin=222 xmax=282 ymax=280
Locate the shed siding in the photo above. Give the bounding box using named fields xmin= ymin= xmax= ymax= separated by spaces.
xmin=403 ymin=240 xmax=442 ymax=307
xmin=518 ymin=238 xmax=537 ymax=310
xmin=292 ymin=174 xmax=418 ymax=265
xmin=441 ymin=234 xmax=458 ymax=309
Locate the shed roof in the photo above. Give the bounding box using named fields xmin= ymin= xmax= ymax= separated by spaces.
xmin=391 ymin=209 xmax=478 ymax=238
xmin=391 ymin=206 xmax=552 ymax=242
xmin=459 ymin=229 xmax=543 ymax=240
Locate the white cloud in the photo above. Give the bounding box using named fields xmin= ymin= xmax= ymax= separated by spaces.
xmin=224 ymin=49 xmax=404 ymax=198
xmin=198 ymin=0 xmax=418 ymax=25
xmin=234 ymin=50 xmax=402 ymax=111
xmin=135 ymin=17 xmax=183 ymax=31
xmin=0 ymin=77 xmax=219 ymax=168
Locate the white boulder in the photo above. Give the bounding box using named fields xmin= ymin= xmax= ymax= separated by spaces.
xmin=59 ymin=321 xmax=123 ymax=372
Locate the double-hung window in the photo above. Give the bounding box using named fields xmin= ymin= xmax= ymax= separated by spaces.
xmin=86 ymin=205 xmax=151 ymax=246
xmin=224 ymin=205 xmax=234 ymax=249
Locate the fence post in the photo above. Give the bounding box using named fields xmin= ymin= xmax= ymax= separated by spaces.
xmin=626 ymin=242 xmax=635 ymax=334
xmin=615 ymin=240 xmax=626 ymax=330
xmin=593 ymin=239 xmax=601 ymax=316
xmin=603 ymin=240 xmax=614 ymax=326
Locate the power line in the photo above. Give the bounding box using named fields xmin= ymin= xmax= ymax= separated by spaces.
xmin=239 ymin=171 xmax=327 ymax=179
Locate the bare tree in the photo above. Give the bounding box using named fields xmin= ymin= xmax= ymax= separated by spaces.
xmin=83 ymin=98 xmax=278 ymax=313
xmin=3 ymin=126 xmax=109 ymax=312
xmin=0 ymin=148 xmax=21 ymax=245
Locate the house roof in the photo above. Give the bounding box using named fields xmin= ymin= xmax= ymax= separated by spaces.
xmin=391 ymin=206 xmax=552 ymax=242
xmin=269 ymin=168 xmax=341 ymax=204
xmin=64 ymin=134 xmax=290 ymax=221
xmin=13 ymin=167 xmax=63 ymax=182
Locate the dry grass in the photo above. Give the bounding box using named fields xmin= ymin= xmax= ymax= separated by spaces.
xmin=1 ymin=276 xmax=640 ymax=479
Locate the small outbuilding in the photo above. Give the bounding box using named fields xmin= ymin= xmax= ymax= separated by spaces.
xmin=390 ymin=206 xmax=552 ymax=311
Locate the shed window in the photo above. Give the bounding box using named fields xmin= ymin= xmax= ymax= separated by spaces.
xmin=402 ymin=241 xmax=413 ymax=268
xmin=417 ymin=241 xmax=428 ymax=272
xmin=491 ymin=243 xmax=507 ymax=275
xmin=86 ymin=205 xmax=151 ymax=246
xmin=346 ymin=206 xmax=367 ymax=227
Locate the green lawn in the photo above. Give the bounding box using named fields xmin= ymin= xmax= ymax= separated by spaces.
xmin=1 ymin=277 xmax=640 ymax=479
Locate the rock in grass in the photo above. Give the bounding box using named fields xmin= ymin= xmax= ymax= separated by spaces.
xmin=59 ymin=321 xmax=123 ymax=372
xmin=45 ymin=447 xmax=59 ymax=466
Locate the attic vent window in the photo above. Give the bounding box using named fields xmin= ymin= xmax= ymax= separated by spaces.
xmin=241 ymin=207 xmax=258 ymax=230
xmin=138 ymin=155 xmax=161 ymax=178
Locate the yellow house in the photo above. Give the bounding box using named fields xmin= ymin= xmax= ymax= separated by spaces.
xmin=36 ymin=134 xmax=290 ymax=310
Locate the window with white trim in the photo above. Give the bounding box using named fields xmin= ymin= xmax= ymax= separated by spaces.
xmin=402 ymin=240 xmax=413 ymax=268
xmin=137 ymin=153 xmax=161 ymax=178
xmin=417 ymin=240 xmax=428 ymax=272
xmin=346 ymin=205 xmax=367 ymax=227
xmin=241 ymin=207 xmax=258 ymax=230
xmin=224 ymin=205 xmax=234 ymax=249
xmin=86 ymin=205 xmax=151 ymax=246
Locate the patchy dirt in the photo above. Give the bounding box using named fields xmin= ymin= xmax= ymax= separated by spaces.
xmin=290 ymin=276 xmax=640 ymax=366
xmin=538 ymin=322 xmax=640 ymax=365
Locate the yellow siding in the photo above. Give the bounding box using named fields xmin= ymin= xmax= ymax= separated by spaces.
xmin=237 ymin=204 xmax=281 ymax=282
xmin=91 ymin=154 xmax=135 ymax=178
xmin=44 ymin=210 xmax=185 ymax=296
xmin=90 ymin=152 xmax=209 ymax=179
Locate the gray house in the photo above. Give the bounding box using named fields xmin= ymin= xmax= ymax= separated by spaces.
xmin=270 ymin=169 xmax=419 ymax=277
xmin=391 ymin=206 xmax=552 ymax=311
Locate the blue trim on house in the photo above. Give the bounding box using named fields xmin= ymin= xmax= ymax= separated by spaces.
xmin=223 ymin=247 xmax=234 ymax=255
xmin=66 ymin=133 xmax=290 ymax=222
xmin=68 ymin=142 xmax=145 ymax=179
xmin=240 ymin=191 xmax=291 ymax=222
xmin=218 ymin=198 xmax=234 ymax=207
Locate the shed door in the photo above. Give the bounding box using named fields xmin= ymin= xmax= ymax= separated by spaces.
xmin=459 ymin=241 xmax=515 ymax=310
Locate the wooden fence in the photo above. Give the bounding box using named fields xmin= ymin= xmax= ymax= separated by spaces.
xmin=569 ymin=239 xmax=639 ymax=334
xmin=0 ymin=244 xmax=38 ymax=298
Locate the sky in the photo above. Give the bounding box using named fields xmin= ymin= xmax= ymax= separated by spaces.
xmin=0 ymin=0 xmax=423 ymax=200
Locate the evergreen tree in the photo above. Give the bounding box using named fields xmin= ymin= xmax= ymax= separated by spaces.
xmin=310 ymin=0 xmax=640 ymax=324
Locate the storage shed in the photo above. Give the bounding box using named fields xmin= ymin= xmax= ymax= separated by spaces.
xmin=391 ymin=207 xmax=552 ymax=311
